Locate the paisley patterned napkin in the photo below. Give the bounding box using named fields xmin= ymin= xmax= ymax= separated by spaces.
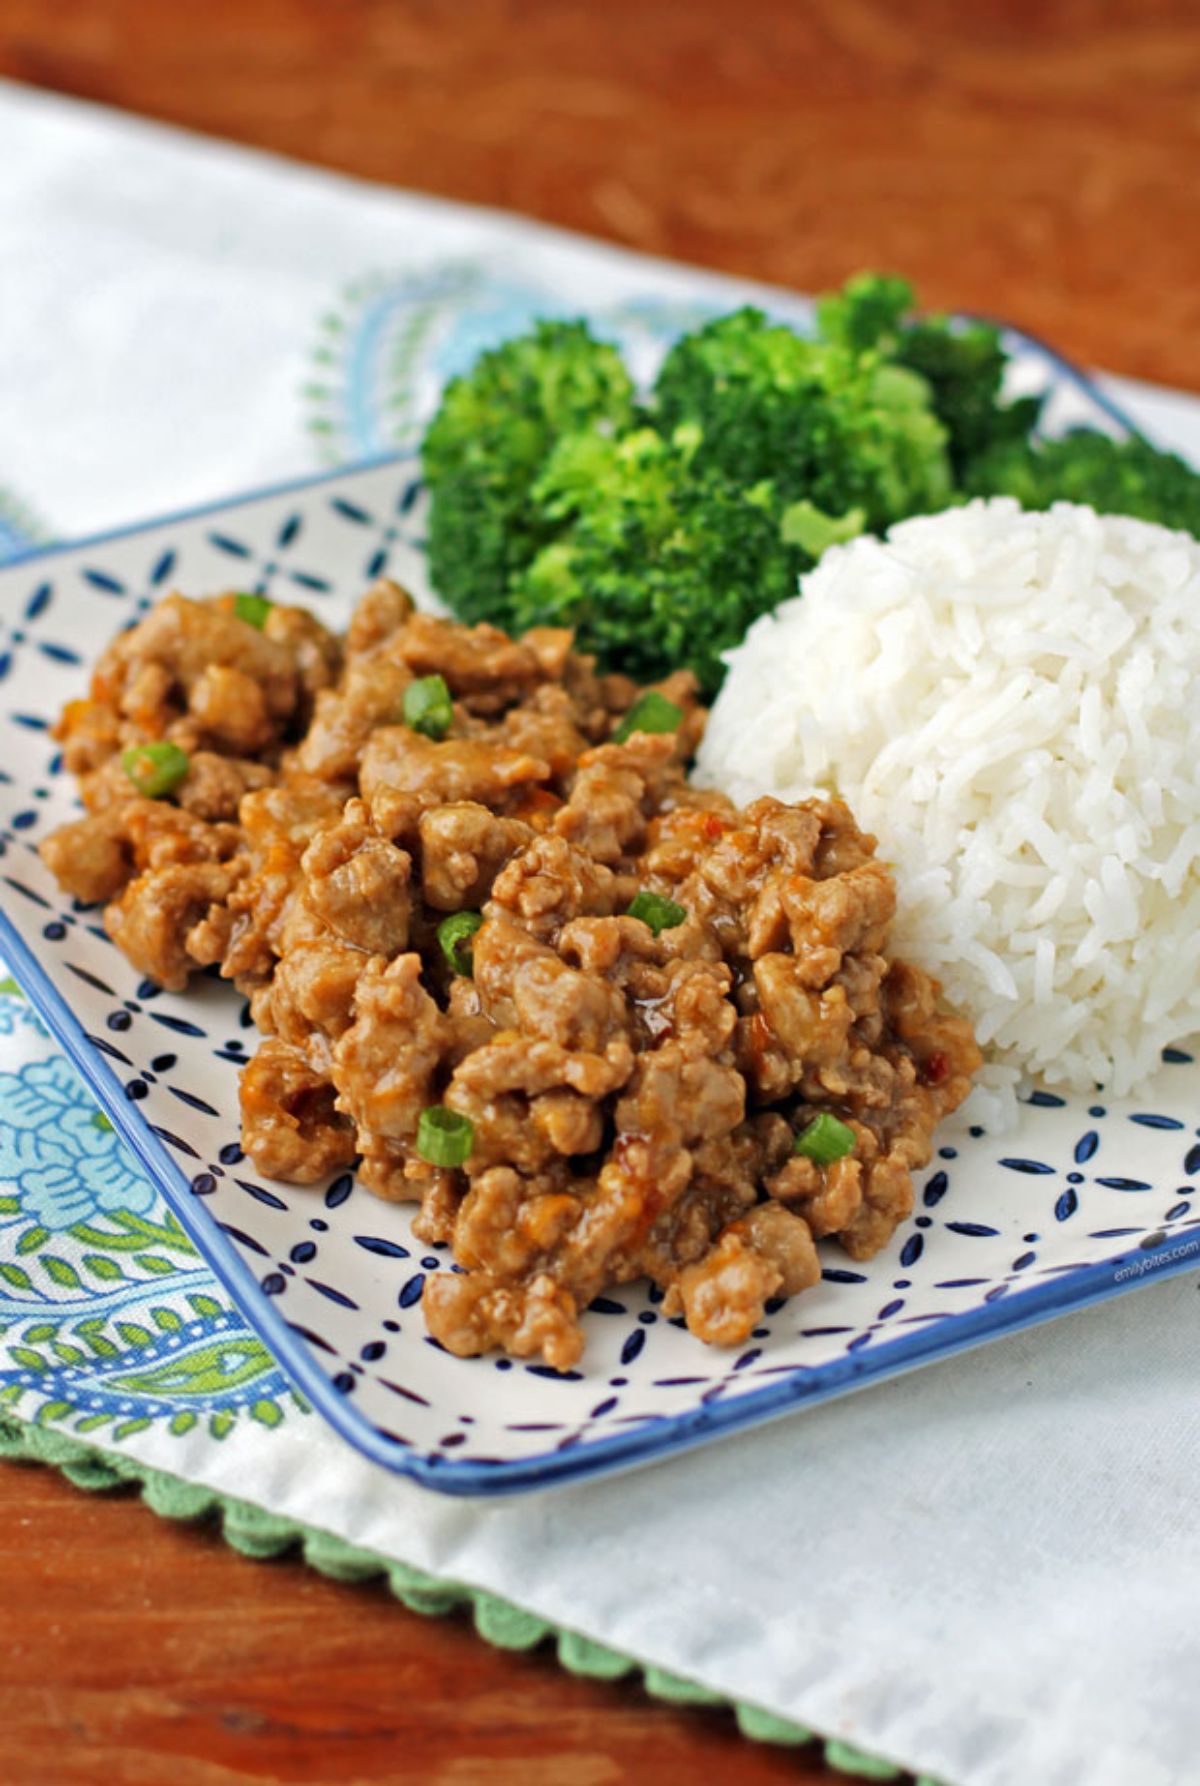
xmin=0 ymin=986 xmax=300 ymax=1442
xmin=2 ymin=78 xmax=1199 ymax=1786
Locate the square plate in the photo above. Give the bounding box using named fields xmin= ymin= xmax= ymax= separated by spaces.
xmin=2 ymin=349 xmax=1199 ymax=1496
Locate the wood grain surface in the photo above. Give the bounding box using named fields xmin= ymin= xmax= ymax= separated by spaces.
xmin=0 ymin=1456 xmax=841 ymax=1786
xmin=1 ymin=0 xmax=1199 ymax=389
xmin=0 ymin=3 xmax=1196 ymax=1782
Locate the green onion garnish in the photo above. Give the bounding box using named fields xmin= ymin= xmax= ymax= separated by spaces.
xmin=416 ymin=1106 xmax=474 ymax=1168
xmin=233 ymin=592 xmax=273 ymax=629
xmin=614 ymin=691 xmax=684 ymax=745
xmin=794 ymin=1112 xmax=856 ymax=1166
xmin=403 ymin=674 xmax=454 ymax=740
xmin=121 ymin=740 xmax=190 ymax=798
xmin=92 ymin=1111 xmax=114 ymax=1133
xmin=437 ymin=910 xmax=483 ymax=976
xmin=626 ymin=891 xmax=687 ymax=936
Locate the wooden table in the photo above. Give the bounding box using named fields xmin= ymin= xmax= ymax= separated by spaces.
xmin=0 ymin=3 xmax=1196 ymax=1781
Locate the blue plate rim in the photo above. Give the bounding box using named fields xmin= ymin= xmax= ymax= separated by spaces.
xmin=1 ymin=367 xmax=1190 ymax=1497
xmin=0 ymin=450 xmax=410 ymax=574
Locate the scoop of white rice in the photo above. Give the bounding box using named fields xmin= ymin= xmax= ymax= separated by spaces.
xmin=696 ymin=497 xmax=1200 ymax=1128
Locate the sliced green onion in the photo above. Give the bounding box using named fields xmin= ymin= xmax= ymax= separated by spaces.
xmin=403 ymin=674 xmax=454 ymax=740
xmin=121 ymin=740 xmax=190 ymax=798
xmin=92 ymin=1111 xmax=114 ymax=1133
xmin=794 ymin=1112 xmax=856 ymax=1166
xmin=233 ymin=592 xmax=273 ymax=629
xmin=417 ymin=1105 xmax=474 ymax=1168
xmin=437 ymin=910 xmax=483 ymax=976
xmin=626 ymin=891 xmax=687 ymax=937
xmin=614 ymin=690 xmax=684 ymax=745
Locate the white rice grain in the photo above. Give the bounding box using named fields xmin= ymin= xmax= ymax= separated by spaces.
xmin=695 ymin=499 xmax=1200 ymax=1127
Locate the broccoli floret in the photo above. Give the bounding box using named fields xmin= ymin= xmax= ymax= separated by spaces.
xmin=818 ymin=274 xmax=1044 ymax=479
xmin=418 ymin=276 xmax=1200 ymax=703
xmin=966 ymin=431 xmax=1200 ymax=534
xmin=652 ymin=303 xmax=952 ymax=531
xmin=780 ymin=499 xmax=866 ymax=557
xmin=894 ymin=319 xmax=1043 ymax=477
xmin=421 ymin=320 xmax=634 ymax=631
xmin=815 ymin=271 xmax=913 ymax=354
xmin=510 ymin=425 xmax=801 ymax=693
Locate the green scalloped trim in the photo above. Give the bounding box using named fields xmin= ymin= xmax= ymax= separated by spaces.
xmin=0 ymin=1411 xmax=942 ymax=1783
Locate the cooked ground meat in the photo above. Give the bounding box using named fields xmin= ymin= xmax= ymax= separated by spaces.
xmin=41 ymin=579 xmax=980 ymax=1367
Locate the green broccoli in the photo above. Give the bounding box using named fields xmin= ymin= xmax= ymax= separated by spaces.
xmin=419 ymin=274 xmax=1200 ymax=700
xmin=893 ymin=320 xmax=1042 ymax=478
xmin=817 ymin=273 xmax=1041 ymax=478
xmin=510 ymin=425 xmax=799 ymax=693
xmin=815 ymin=270 xmax=913 ymax=354
xmin=965 ymin=430 xmax=1200 ymax=535
xmin=420 ymin=319 xmax=634 ymax=631
xmin=651 ymin=303 xmax=953 ymax=531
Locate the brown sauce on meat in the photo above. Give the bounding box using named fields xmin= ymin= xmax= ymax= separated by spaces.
xmin=40 ymin=580 xmax=981 ymax=1369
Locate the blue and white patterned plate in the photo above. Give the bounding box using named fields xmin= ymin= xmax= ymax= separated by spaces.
xmin=2 ymin=393 xmax=1199 ymax=1496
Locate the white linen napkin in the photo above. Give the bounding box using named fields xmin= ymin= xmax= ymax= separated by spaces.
xmin=1 ymin=79 xmax=1198 ymax=1786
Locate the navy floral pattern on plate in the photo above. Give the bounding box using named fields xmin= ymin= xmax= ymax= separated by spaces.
xmin=1 ymin=433 xmax=1198 ymax=1498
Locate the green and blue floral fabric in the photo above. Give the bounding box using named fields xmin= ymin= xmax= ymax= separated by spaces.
xmin=0 ymin=977 xmax=302 ymax=1443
